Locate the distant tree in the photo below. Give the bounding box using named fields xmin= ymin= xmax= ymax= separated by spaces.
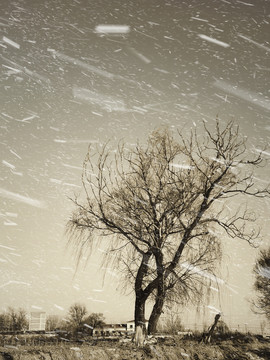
xmin=0 ymin=313 xmax=9 ymax=332
xmin=7 ymin=307 xmax=28 ymax=332
xmin=253 ymin=247 xmax=270 ymax=321
xmin=67 ymin=303 xmax=87 ymax=333
xmin=84 ymin=313 xmax=105 ymax=334
xmin=45 ymin=315 xmax=62 ymax=331
xmin=84 ymin=312 xmax=105 ymax=328
xmin=260 ymin=320 xmax=267 ymax=336
xmin=68 ymin=121 xmax=269 ymax=335
xmin=162 ymin=312 xmax=184 ymax=334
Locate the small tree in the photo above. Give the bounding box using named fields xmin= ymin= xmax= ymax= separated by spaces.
xmin=85 ymin=312 xmax=105 ymax=328
xmin=67 ymin=303 xmax=87 ymax=333
xmin=68 ymin=121 xmax=269 ymax=335
xmin=46 ymin=315 xmax=62 ymax=332
xmin=7 ymin=307 xmax=28 ymax=332
xmin=84 ymin=313 xmax=105 ymax=334
xmin=0 ymin=313 xmax=9 ymax=332
xmin=162 ymin=312 xmax=184 ymax=334
xmin=253 ymin=247 xmax=270 ymax=321
xmin=260 ymin=320 xmax=266 ymax=336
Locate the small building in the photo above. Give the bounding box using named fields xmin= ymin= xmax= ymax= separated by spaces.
xmin=93 ymin=320 xmax=149 ymax=336
xmin=126 ymin=320 xmax=148 ymax=332
xmin=93 ymin=323 xmax=127 ymax=336
xmin=29 ymin=312 xmax=46 ymax=332
xmin=126 ymin=320 xmax=135 ymax=332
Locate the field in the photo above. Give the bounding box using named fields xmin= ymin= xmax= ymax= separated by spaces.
xmin=0 ymin=334 xmax=270 ymax=360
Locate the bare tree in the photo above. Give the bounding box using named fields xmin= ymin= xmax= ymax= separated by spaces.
xmin=7 ymin=307 xmax=28 ymax=332
xmin=162 ymin=312 xmax=184 ymax=334
xmin=67 ymin=303 xmax=87 ymax=333
xmin=68 ymin=121 xmax=269 ymax=335
xmin=46 ymin=315 xmax=62 ymax=332
xmin=84 ymin=313 xmax=105 ymax=328
xmin=253 ymin=247 xmax=270 ymax=321
xmin=84 ymin=313 xmax=105 ymax=335
xmin=260 ymin=320 xmax=267 ymax=336
xmin=0 ymin=312 xmax=9 ymax=332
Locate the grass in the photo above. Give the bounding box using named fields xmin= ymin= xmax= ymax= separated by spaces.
xmin=0 ymin=332 xmax=269 ymax=360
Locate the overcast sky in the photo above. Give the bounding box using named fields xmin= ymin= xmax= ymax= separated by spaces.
xmin=1 ymin=0 xmax=269 ymax=330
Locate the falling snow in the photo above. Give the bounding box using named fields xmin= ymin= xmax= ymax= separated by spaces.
xmin=0 ymin=0 xmax=269 ymax=332
xmin=198 ymin=34 xmax=230 ymax=48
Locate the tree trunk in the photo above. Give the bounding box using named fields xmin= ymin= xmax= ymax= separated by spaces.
xmin=134 ymin=293 xmax=147 ymax=346
xmin=148 ymin=248 xmax=165 ymax=335
xmin=135 ymin=293 xmax=146 ymax=327
xmin=147 ymin=294 xmax=165 ymax=334
xmin=133 ymin=251 xmax=152 ymax=345
xmin=134 ymin=251 xmax=151 ymax=327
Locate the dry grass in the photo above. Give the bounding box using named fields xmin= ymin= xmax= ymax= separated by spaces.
xmin=0 ymin=334 xmax=269 ymax=360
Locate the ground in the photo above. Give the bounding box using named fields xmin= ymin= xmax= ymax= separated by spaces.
xmin=0 ymin=335 xmax=270 ymax=360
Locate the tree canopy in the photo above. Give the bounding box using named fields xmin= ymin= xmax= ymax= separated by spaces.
xmin=85 ymin=313 xmax=106 ymax=329
xmin=67 ymin=303 xmax=87 ymax=332
xmin=0 ymin=307 xmax=28 ymax=332
xmin=68 ymin=120 xmax=269 ymax=334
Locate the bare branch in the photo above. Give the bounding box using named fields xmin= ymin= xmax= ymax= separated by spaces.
xmin=67 ymin=119 xmax=269 ymax=334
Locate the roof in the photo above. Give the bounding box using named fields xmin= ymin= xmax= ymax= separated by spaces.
xmin=95 ymin=323 xmax=127 ymax=329
xmin=127 ymin=319 xmax=148 ymax=323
